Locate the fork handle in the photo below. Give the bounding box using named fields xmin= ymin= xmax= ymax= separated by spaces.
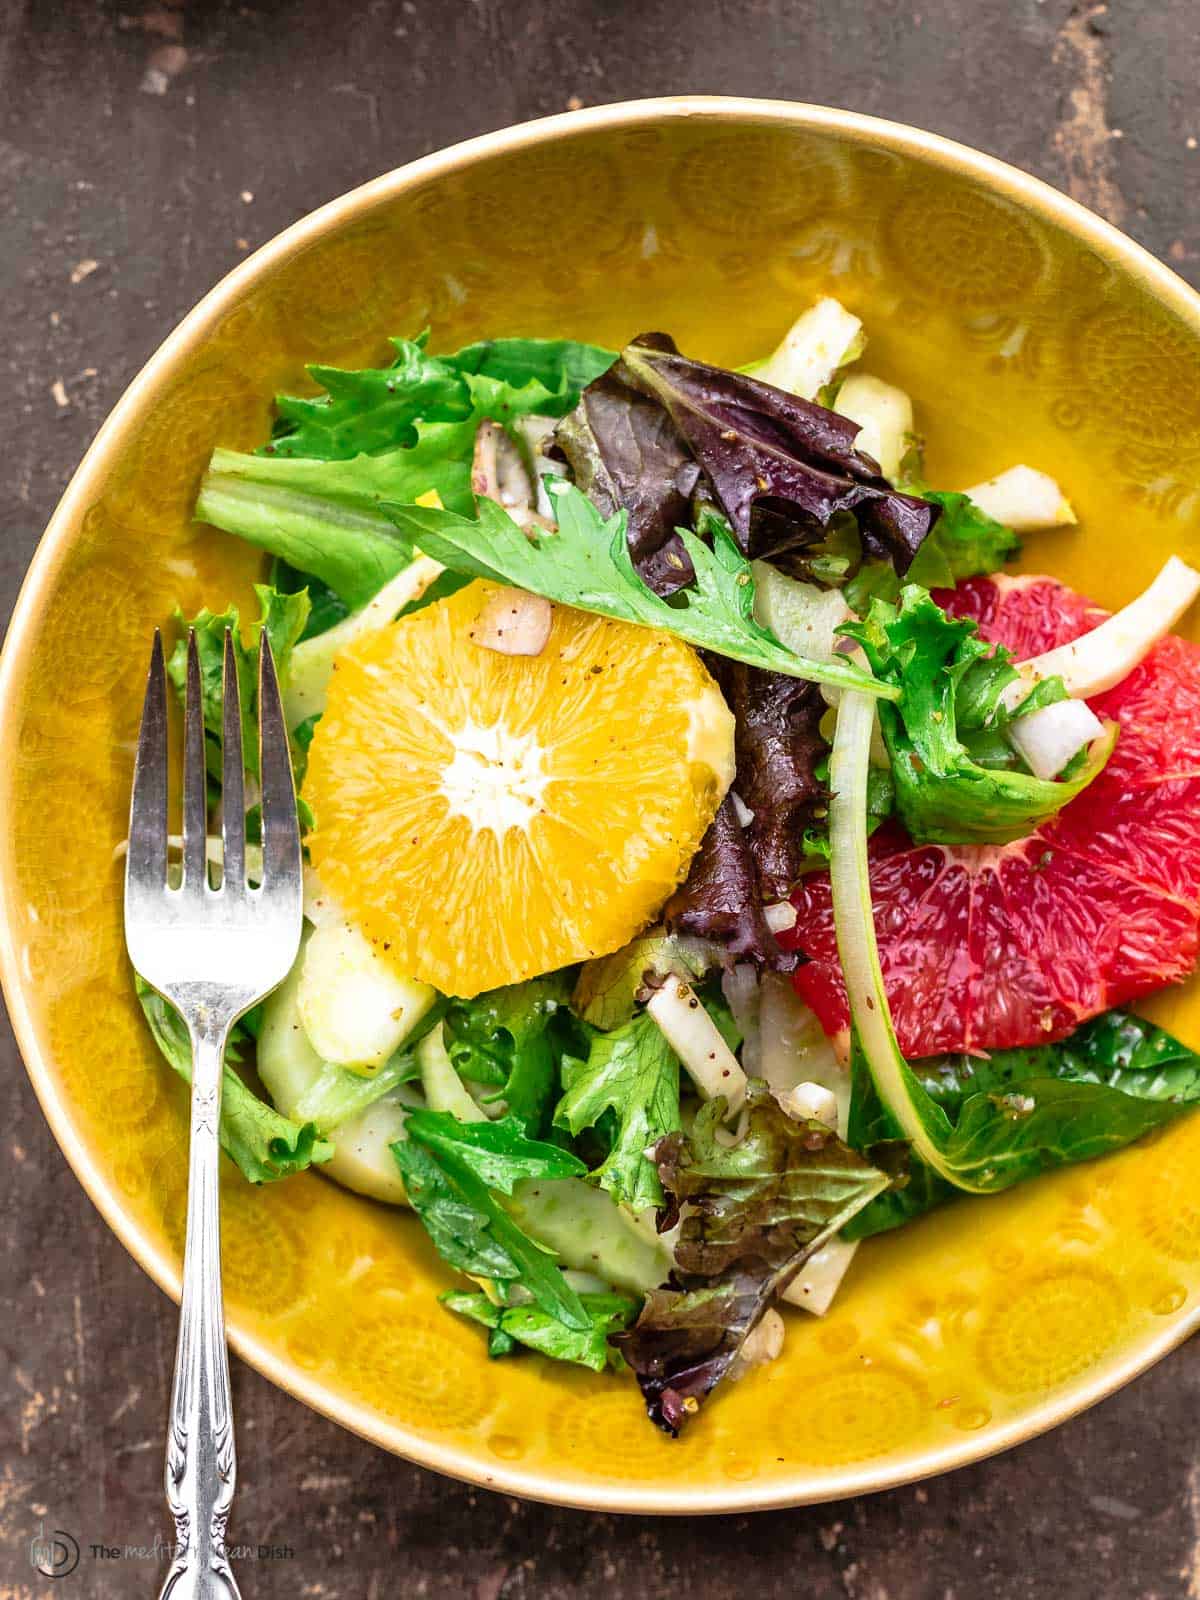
xmin=159 ymin=1022 xmax=241 ymax=1600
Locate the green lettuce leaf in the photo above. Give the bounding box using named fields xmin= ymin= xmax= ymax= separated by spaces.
xmin=441 ymin=1288 xmax=636 ymax=1372
xmin=195 ymin=335 xmax=614 ymax=612
xmin=447 ymin=337 xmax=616 ymax=408
xmin=554 ymin=1011 xmax=681 ymax=1211
xmin=289 ymin=1051 xmax=423 ymax=1132
xmin=391 ymin=1112 xmax=590 ymax=1329
xmin=443 ymin=974 xmax=580 ymax=1137
xmin=268 ymin=334 xmax=471 ymax=459
xmin=271 ymin=334 xmax=614 ymax=459
xmin=166 ymin=584 xmax=310 ymax=785
xmin=137 ymin=982 xmax=332 ymax=1183
xmin=906 ymin=491 xmax=1021 ymax=588
xmin=400 ymin=1109 xmax=585 ymax=1194
xmin=845 ymin=1009 xmax=1200 ymax=1240
xmin=196 ymin=440 xmax=433 ymax=608
xmin=841 ymin=557 xmax=899 ymax=616
xmin=384 ymin=483 xmax=897 ymax=699
xmin=286 ymin=1002 xmax=446 ymax=1132
xmin=842 ymin=585 xmax=1114 ymax=844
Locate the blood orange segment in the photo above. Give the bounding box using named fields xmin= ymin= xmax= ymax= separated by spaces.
xmin=784 ymin=573 xmax=1200 ymax=1057
xmin=939 ymin=574 xmax=1104 ymax=656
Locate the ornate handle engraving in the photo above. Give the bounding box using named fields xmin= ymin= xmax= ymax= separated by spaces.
xmin=159 ymin=1023 xmax=241 ymax=1600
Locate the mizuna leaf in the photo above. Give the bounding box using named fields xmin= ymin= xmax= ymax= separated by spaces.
xmin=383 ymin=483 xmax=898 ymax=699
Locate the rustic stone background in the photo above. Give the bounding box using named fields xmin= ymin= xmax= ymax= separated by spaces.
xmin=3 ymin=2 xmax=1200 ymax=1596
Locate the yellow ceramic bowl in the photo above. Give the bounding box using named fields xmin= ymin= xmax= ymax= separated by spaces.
xmin=5 ymin=98 xmax=1200 ymax=1514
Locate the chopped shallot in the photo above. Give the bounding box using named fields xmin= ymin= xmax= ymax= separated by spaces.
xmin=472 ymin=586 xmax=553 ymax=657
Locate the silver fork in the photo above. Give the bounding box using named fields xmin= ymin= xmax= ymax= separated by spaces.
xmin=125 ymin=629 xmax=303 ymax=1600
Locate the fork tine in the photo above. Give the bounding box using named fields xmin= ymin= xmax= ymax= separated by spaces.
xmin=182 ymin=630 xmax=209 ymax=894
xmin=257 ymin=636 xmax=302 ymax=888
xmin=126 ymin=631 xmax=169 ymax=896
xmin=220 ymin=629 xmax=246 ymax=892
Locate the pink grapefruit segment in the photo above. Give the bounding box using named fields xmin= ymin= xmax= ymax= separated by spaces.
xmin=783 ymin=574 xmax=1200 ymax=1057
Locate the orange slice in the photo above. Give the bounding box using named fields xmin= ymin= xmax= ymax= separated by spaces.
xmin=303 ymin=581 xmax=734 ymax=997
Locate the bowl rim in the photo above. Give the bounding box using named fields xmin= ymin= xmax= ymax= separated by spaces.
xmin=4 ymin=94 xmax=1200 ymax=1515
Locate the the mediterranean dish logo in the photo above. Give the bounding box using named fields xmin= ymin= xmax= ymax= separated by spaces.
xmin=28 ymin=1519 xmax=294 ymax=1579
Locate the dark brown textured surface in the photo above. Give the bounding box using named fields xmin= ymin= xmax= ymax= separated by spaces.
xmin=3 ymin=2 xmax=1200 ymax=1595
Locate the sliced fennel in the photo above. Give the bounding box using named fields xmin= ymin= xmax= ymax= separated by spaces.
xmin=302 ymin=862 xmax=343 ymax=927
xmin=755 ymin=297 xmax=865 ymax=399
xmin=756 ymin=975 xmax=858 ymax=1314
xmin=560 ymin=1269 xmax=616 ymax=1296
xmin=751 ymin=561 xmax=850 ymax=664
xmin=418 ymin=1023 xmax=487 ymax=1122
xmin=781 ymin=1235 xmax=860 ymax=1316
xmin=321 ymin=1098 xmax=414 ymax=1204
xmin=833 ymin=373 xmax=913 ymax=484
xmin=962 ymin=465 xmax=1075 ymax=531
xmin=645 ymin=979 xmax=747 ymax=1118
xmin=257 ymin=934 xmax=331 ymax=1116
xmin=721 ymin=964 xmax=762 ymax=1077
xmin=297 ymin=919 xmax=437 ymax=1072
xmin=827 ymin=686 xmax=991 ymax=1193
xmin=758 ymin=974 xmax=849 ymax=1130
xmin=1005 ymin=555 xmax=1200 ymax=705
xmin=285 ymin=552 xmax=444 ymax=724
xmin=729 ymin=1307 xmax=786 ymax=1376
xmin=257 ymin=946 xmax=418 ymax=1204
xmin=504 ymin=1177 xmax=674 ymax=1294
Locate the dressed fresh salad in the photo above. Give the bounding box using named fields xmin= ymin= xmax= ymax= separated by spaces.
xmin=136 ymin=296 xmax=1200 ymax=1433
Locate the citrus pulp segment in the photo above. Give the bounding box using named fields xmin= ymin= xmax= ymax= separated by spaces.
xmin=785 ymin=574 xmax=1200 ymax=1057
xmin=302 ymin=580 xmax=735 ymax=997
